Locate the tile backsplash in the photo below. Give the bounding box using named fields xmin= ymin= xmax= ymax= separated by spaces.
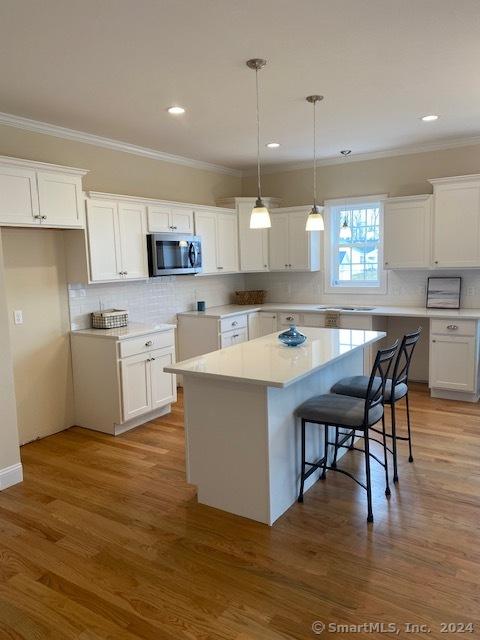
xmin=68 ymin=274 xmax=246 ymax=330
xmin=245 ymin=269 xmax=480 ymax=308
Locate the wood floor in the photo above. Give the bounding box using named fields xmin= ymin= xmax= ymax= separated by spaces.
xmin=0 ymin=384 xmax=479 ymax=639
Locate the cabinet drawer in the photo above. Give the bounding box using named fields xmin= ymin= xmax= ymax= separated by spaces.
xmin=220 ymin=327 xmax=248 ymax=348
xmin=279 ymin=312 xmax=302 ymax=326
xmin=119 ymin=330 xmax=175 ymax=358
xmin=430 ymin=319 xmax=477 ymax=337
xmin=220 ymin=314 xmax=247 ymax=333
xmin=302 ymin=313 xmax=324 ymax=327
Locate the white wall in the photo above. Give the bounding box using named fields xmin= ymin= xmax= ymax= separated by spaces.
xmin=0 ymin=230 xmax=22 ymax=487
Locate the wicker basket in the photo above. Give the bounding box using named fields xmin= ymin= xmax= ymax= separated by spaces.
xmin=91 ymin=309 xmax=128 ymax=329
xmin=234 ymin=290 xmax=267 ymax=305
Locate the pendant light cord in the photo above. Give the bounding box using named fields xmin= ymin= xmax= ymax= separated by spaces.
xmin=313 ymin=98 xmax=317 ymax=207
xmin=256 ymin=67 xmax=262 ymax=200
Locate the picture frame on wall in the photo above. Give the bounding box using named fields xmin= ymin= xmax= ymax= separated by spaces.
xmin=426 ymin=277 xmax=462 ymax=309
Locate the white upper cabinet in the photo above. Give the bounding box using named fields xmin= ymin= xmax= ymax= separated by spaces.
xmin=117 ymin=203 xmax=148 ymax=279
xmin=86 ymin=200 xmax=122 ymax=282
xmin=194 ymin=208 xmax=239 ymax=275
xmin=430 ymin=175 xmax=480 ymax=268
xmin=384 ymin=195 xmax=432 ymax=269
xmin=269 ymin=207 xmax=320 ymax=272
xmin=195 ymin=210 xmax=218 ymax=274
xmin=37 ymin=171 xmax=84 ymax=227
xmin=86 ymin=198 xmax=148 ymax=282
xmin=147 ymin=204 xmax=194 ymax=233
xmin=216 ymin=212 xmax=239 ymax=273
xmin=237 ymin=201 xmax=270 ymax=272
xmin=269 ymin=213 xmax=289 ymax=270
xmin=0 ymin=157 xmax=87 ymax=228
xmin=0 ymin=165 xmax=39 ymax=224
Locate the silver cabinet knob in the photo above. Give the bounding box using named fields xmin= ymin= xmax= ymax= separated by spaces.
xmin=286 ymin=316 xmax=294 ymax=321
xmin=446 ymin=324 xmax=458 ymax=330
xmin=33 ymin=214 xmax=41 ymax=219
xmin=264 ymin=264 xmax=267 ymax=268
xmin=41 ymin=215 xmax=47 ymax=220
xmin=288 ymin=264 xmax=292 ymax=267
xmin=145 ymin=340 xmax=153 ymax=347
xmin=217 ymin=266 xmax=223 ymax=270
xmin=432 ymin=339 xmax=436 ymax=343
xmin=151 ymin=357 xmax=156 ymax=361
xmin=434 ymin=261 xmax=439 ymax=264
xmin=232 ymin=321 xmax=238 ymax=326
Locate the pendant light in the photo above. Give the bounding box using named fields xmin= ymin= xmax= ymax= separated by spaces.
xmin=247 ymin=58 xmax=271 ymax=229
xmin=339 ymin=150 xmax=352 ymax=240
xmin=305 ymin=95 xmax=325 ymax=231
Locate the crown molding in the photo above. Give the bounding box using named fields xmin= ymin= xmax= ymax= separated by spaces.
xmin=245 ymin=134 xmax=480 ymax=176
xmin=0 ymin=112 xmax=242 ymax=178
xmin=0 ymin=154 xmax=88 ymax=175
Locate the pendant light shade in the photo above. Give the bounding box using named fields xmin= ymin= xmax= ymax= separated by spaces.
xmin=305 ymin=95 xmax=324 ymax=232
xmin=247 ymin=58 xmax=271 ymax=229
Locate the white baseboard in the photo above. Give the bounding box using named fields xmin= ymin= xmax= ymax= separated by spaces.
xmin=0 ymin=462 xmax=23 ymax=490
xmin=430 ymin=388 xmax=480 ymax=403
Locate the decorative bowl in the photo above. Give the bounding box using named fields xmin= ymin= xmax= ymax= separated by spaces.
xmin=278 ymin=324 xmax=307 ymax=347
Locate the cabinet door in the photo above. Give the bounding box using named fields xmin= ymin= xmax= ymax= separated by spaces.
xmin=384 ymin=197 xmax=432 ymax=269
xmin=147 ymin=205 xmax=171 ymax=232
xmin=149 ymin=348 xmax=176 ymax=410
xmin=258 ymin=313 xmax=278 ymax=337
xmin=86 ymin=200 xmax=122 ymax=281
xmin=238 ymin=202 xmax=269 ymax=272
xmin=120 ymin=353 xmax=151 ymax=421
xmin=171 ymin=207 xmax=194 ymax=233
xmin=429 ymin=335 xmax=476 ymax=392
xmin=0 ymin=165 xmax=39 ymax=224
xmin=433 ymin=183 xmax=480 ymax=267
xmin=269 ymin=213 xmax=289 ymax=270
xmin=37 ymin=171 xmax=84 ymax=228
xmin=195 ymin=211 xmax=218 ymax=274
xmin=118 ymin=203 xmax=148 ymax=279
xmin=216 ymin=213 xmax=238 ymax=273
xmin=288 ymin=210 xmax=310 ymax=270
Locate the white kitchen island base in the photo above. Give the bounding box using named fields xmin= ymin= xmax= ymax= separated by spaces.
xmin=167 ymin=327 xmax=385 ymax=526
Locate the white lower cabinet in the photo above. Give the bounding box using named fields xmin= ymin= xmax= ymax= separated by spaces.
xmin=429 ymin=319 xmax=478 ymax=396
xmin=220 ymin=327 xmax=248 ymax=348
xmin=71 ymin=328 xmax=176 ymax=435
xmin=248 ymin=312 xmax=278 ymax=339
xmin=121 ymin=347 xmax=176 ymax=420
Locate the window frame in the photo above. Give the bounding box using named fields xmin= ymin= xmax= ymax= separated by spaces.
xmin=323 ymin=194 xmax=387 ymax=295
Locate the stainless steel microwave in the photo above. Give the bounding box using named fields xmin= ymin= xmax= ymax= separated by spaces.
xmin=147 ymin=233 xmax=202 ymax=276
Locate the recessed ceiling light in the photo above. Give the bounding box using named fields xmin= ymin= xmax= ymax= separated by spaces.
xmin=421 ymin=114 xmax=439 ymax=122
xmin=266 ymin=142 xmax=280 ymax=148
xmin=167 ymin=106 xmax=185 ymax=115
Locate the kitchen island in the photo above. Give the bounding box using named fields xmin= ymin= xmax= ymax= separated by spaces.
xmin=165 ymin=327 xmax=385 ymax=525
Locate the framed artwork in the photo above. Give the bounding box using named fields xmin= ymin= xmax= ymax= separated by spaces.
xmin=426 ymin=277 xmax=462 ymax=309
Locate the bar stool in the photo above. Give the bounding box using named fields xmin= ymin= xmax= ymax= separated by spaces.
xmin=295 ymin=341 xmax=398 ymax=523
xmin=331 ymin=328 xmax=421 ymax=482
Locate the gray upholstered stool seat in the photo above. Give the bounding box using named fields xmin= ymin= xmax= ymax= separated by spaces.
xmin=294 ymin=393 xmax=384 ymax=428
xmin=331 ymin=376 xmax=408 ymax=403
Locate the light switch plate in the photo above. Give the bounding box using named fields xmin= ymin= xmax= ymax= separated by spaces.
xmin=13 ymin=310 xmax=23 ymax=325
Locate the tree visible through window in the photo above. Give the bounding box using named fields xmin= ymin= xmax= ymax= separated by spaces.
xmin=331 ymin=203 xmax=381 ymax=287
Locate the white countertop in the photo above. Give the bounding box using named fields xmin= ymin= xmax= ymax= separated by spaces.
xmin=178 ymin=303 xmax=480 ymax=320
xmin=165 ymin=327 xmax=385 ymax=388
xmin=71 ymin=322 xmax=176 ymax=340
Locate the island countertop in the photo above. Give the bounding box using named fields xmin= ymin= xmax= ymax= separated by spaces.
xmin=165 ymin=327 xmax=385 ymax=388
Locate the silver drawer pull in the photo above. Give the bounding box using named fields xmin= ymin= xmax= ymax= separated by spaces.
xmin=446 ymin=324 xmax=458 ymax=330
xmin=145 ymin=340 xmax=153 ymax=346
xmin=232 ymin=334 xmax=239 ymax=338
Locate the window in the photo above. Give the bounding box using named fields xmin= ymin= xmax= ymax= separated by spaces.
xmin=324 ymin=196 xmax=386 ymax=293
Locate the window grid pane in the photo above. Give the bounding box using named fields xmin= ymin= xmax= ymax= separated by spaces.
xmin=332 ymin=203 xmax=381 ymax=287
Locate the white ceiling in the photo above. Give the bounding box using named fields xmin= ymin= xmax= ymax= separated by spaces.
xmin=1 ymin=0 xmax=480 ymax=172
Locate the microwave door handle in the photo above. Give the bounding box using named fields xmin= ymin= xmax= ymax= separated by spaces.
xmin=188 ymin=242 xmax=197 ymax=267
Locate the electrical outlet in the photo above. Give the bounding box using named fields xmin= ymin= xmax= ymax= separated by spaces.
xmin=13 ymin=310 xmax=23 ymax=325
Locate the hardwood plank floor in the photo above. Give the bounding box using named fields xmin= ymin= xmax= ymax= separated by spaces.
xmin=0 ymin=384 xmax=479 ymax=639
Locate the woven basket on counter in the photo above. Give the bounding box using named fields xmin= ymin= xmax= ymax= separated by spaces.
xmin=91 ymin=309 xmax=128 ymax=329
xmin=234 ymin=290 xmax=267 ymax=305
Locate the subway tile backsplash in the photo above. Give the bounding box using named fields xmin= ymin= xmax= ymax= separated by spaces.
xmin=68 ymin=274 xmax=246 ymax=330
